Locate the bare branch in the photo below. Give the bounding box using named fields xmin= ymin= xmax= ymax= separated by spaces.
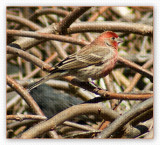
xmin=7 ymin=46 xmax=53 ymax=72
xmin=124 ymin=58 xmax=153 ymax=92
xmin=6 ymin=75 xmax=44 ymax=116
xmin=29 ymin=8 xmax=69 ymax=21
xmin=7 ymin=14 xmax=41 ymax=30
xmin=20 ymin=103 xmax=119 ymax=138
xmin=64 ymin=121 xmax=97 ymax=131
xmin=118 ymin=56 xmax=153 ymax=82
xmin=7 ymin=114 xmax=47 ymax=121
xmin=96 ymin=97 xmax=153 ymax=138
xmin=68 ymin=22 xmax=153 ymax=36
xmin=7 ymin=29 xmax=88 ymax=46
xmin=69 ymin=78 xmax=153 ymax=100
xmin=57 ymin=7 xmax=91 ymax=34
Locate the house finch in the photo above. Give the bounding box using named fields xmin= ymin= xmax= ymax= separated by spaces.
xmin=28 ymin=31 xmax=122 ymax=91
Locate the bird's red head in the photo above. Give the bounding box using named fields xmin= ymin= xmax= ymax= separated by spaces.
xmin=94 ymin=31 xmax=122 ymax=49
xmin=101 ymin=31 xmax=119 ymax=39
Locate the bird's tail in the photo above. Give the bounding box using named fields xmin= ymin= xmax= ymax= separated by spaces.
xmin=27 ymin=71 xmax=61 ymax=92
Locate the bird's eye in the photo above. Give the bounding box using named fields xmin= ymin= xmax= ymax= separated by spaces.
xmin=111 ymin=37 xmax=115 ymax=40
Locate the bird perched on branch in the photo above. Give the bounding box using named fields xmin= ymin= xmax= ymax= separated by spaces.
xmin=28 ymin=31 xmax=122 ymax=91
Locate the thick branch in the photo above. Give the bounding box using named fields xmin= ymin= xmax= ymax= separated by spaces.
xmin=96 ymin=97 xmax=153 ymax=138
xmin=68 ymin=22 xmax=153 ymax=36
xmin=57 ymin=7 xmax=91 ymax=34
xmin=20 ymin=103 xmax=119 ymax=138
xmin=7 ymin=29 xmax=88 ymax=47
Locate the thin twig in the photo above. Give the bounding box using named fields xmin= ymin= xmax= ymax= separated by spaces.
xmin=118 ymin=56 xmax=153 ymax=82
xmin=29 ymin=8 xmax=69 ymax=21
xmin=63 ymin=121 xmax=97 ymax=131
xmin=124 ymin=58 xmax=153 ymax=92
xmin=23 ymin=52 xmax=57 ymax=80
xmin=64 ymin=130 xmax=101 ymax=138
xmin=69 ymin=78 xmax=153 ymax=100
xmin=7 ymin=114 xmax=47 ymax=121
xmin=88 ymin=6 xmax=109 ymax=22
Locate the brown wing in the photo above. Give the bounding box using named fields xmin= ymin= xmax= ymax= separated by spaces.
xmin=56 ymin=45 xmax=111 ymax=70
xmin=76 ymin=45 xmax=111 ymax=63
xmin=55 ymin=54 xmax=86 ymax=70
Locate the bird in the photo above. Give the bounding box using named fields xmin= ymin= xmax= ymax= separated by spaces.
xmin=29 ymin=84 xmax=83 ymax=119
xmin=29 ymin=84 xmax=97 ymax=124
xmin=28 ymin=31 xmax=122 ymax=92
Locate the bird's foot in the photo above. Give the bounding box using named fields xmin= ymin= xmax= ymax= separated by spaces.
xmin=88 ymin=78 xmax=102 ymax=92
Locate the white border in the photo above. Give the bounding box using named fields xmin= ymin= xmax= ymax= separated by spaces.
xmin=1 ymin=0 xmax=159 ymax=145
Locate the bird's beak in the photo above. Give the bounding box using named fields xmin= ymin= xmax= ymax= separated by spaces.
xmin=117 ymin=37 xmax=123 ymax=44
